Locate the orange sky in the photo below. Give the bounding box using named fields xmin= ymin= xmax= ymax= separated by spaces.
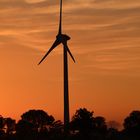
xmin=0 ymin=0 xmax=140 ymax=125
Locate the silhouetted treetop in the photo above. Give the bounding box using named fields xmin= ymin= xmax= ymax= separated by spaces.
xmin=94 ymin=116 xmax=107 ymax=129
xmin=70 ymin=108 xmax=94 ymax=134
xmin=21 ymin=109 xmax=55 ymax=133
xmin=21 ymin=109 xmax=54 ymax=125
xmin=72 ymin=108 xmax=94 ymax=120
xmin=123 ymin=110 xmax=140 ymax=129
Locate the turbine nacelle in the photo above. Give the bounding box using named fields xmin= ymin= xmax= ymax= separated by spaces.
xmin=56 ymin=34 xmax=71 ymax=42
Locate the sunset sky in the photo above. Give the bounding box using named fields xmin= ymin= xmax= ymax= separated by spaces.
xmin=0 ymin=0 xmax=140 ymax=125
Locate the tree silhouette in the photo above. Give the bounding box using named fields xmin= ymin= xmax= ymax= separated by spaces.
xmin=107 ymin=128 xmax=120 ymax=140
xmin=5 ymin=117 xmax=16 ymax=134
xmin=21 ymin=109 xmax=55 ymax=132
xmin=123 ymin=110 xmax=140 ymax=129
xmin=70 ymin=108 xmax=94 ymax=135
xmin=93 ymin=116 xmax=107 ymax=140
xmin=2 ymin=108 xmax=140 ymax=140
xmin=16 ymin=119 xmax=35 ymax=140
xmin=0 ymin=115 xmax=5 ymax=137
xmin=94 ymin=116 xmax=107 ymax=132
xmin=122 ymin=110 xmax=140 ymax=139
xmin=0 ymin=115 xmax=5 ymax=129
xmin=49 ymin=120 xmax=64 ymax=140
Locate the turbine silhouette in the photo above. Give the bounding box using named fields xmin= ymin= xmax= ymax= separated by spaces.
xmin=38 ymin=0 xmax=75 ymax=134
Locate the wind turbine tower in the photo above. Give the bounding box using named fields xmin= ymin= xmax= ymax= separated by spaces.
xmin=38 ymin=0 xmax=75 ymax=134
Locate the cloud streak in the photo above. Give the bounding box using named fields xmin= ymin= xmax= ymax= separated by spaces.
xmin=0 ymin=0 xmax=139 ymax=74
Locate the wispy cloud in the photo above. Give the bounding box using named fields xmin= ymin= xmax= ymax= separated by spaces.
xmin=0 ymin=0 xmax=140 ymax=74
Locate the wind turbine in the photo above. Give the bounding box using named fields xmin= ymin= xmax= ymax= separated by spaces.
xmin=38 ymin=0 xmax=75 ymax=134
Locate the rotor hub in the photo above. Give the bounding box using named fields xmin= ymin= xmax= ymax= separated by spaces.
xmin=56 ymin=34 xmax=71 ymax=43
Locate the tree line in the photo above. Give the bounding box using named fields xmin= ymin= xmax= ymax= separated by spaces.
xmin=0 ymin=108 xmax=140 ymax=140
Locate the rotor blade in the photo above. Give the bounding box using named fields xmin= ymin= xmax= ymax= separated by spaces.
xmin=58 ymin=0 xmax=62 ymax=35
xmin=38 ymin=39 xmax=60 ymax=65
xmin=65 ymin=44 xmax=75 ymax=63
